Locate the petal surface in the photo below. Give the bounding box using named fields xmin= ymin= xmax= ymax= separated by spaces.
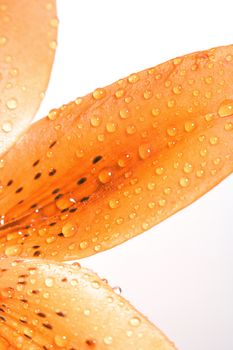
xmin=0 ymin=45 xmax=233 ymax=260
xmin=0 ymin=0 xmax=57 ymax=155
xmin=0 ymin=258 xmax=175 ymax=350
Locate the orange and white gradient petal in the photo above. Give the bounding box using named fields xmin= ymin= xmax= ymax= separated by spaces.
xmin=0 ymin=258 xmax=176 ymax=350
xmin=0 ymin=45 xmax=232 ymax=261
xmin=0 ymin=0 xmax=57 ymax=155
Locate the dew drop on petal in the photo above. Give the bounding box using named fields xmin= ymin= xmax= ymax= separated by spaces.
xmin=138 ymin=143 xmax=152 ymax=160
xmin=218 ymin=99 xmax=233 ymax=117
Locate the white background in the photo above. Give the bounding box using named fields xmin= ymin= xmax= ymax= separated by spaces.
xmin=36 ymin=1 xmax=233 ymax=349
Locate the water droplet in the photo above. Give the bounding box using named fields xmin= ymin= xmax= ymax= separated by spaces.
xmin=90 ymin=115 xmax=101 ymax=127
xmin=155 ymin=167 xmax=164 ymax=175
xmin=196 ymin=169 xmax=204 ymax=178
xmin=93 ymin=88 xmax=106 ymax=100
xmin=48 ymin=109 xmax=57 ymax=121
xmin=143 ymin=90 xmax=152 ymax=100
xmin=138 ymin=143 xmax=152 ymax=160
xmin=168 ymin=100 xmax=175 ymax=108
xmin=50 ymin=18 xmax=58 ymax=28
xmin=151 ymin=108 xmax=160 ymax=117
xmin=5 ymin=245 xmax=22 ymax=257
xmin=1 ymin=121 xmax=12 ymax=133
xmin=218 ymin=99 xmax=233 ymax=117
xmin=184 ymin=120 xmax=196 ymax=132
xmin=6 ymin=98 xmax=17 ymax=110
xmin=126 ymin=124 xmax=136 ymax=135
xmin=0 ymin=36 xmax=7 ymax=46
xmin=106 ymin=122 xmax=117 ymax=133
xmin=120 ymin=108 xmax=130 ymax=119
xmin=205 ymin=113 xmax=214 ymax=122
xmin=92 ymin=281 xmax=100 ymax=289
xmin=183 ymin=162 xmax=193 ymax=173
xmin=129 ymin=317 xmax=141 ymax=327
xmin=49 ymin=40 xmax=57 ymax=50
xmin=62 ymin=222 xmax=77 ymax=237
xmin=172 ymin=85 xmax=182 ymax=95
xmin=54 ymin=335 xmax=68 ymax=347
xmin=128 ymin=74 xmax=139 ymax=84
xmin=115 ymin=88 xmax=125 ymax=99
xmin=109 ymin=199 xmax=120 ymax=209
xmin=147 ymin=182 xmax=156 ymax=191
xmin=158 ymin=199 xmax=166 ymax=207
xmin=117 ymin=154 xmax=131 ymax=167
xmin=104 ymin=336 xmax=113 ymax=345
xmin=224 ymin=122 xmax=233 ymax=131
xmin=45 ymin=277 xmax=54 ymax=288
xmin=76 ymin=149 xmax=84 ymax=158
xmin=179 ymin=177 xmax=190 ymax=187
xmin=167 ymin=127 xmax=177 ymax=136
xmin=98 ymin=169 xmax=113 ymax=184
xmin=209 ymin=136 xmax=219 ymax=145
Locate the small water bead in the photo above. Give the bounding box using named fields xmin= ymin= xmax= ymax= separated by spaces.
xmin=209 ymin=136 xmax=219 ymax=145
xmin=143 ymin=90 xmax=152 ymax=100
xmin=184 ymin=120 xmax=196 ymax=132
xmin=106 ymin=122 xmax=117 ymax=133
xmin=103 ymin=336 xmax=113 ymax=345
xmin=109 ymin=199 xmax=120 ymax=209
xmin=1 ymin=121 xmax=12 ymax=133
xmin=147 ymin=182 xmax=156 ymax=191
xmin=6 ymin=98 xmax=17 ymax=110
xmin=119 ymin=108 xmax=130 ymax=119
xmin=200 ymin=148 xmax=208 ymax=157
xmin=90 ymin=115 xmax=101 ymax=128
xmin=128 ymin=73 xmax=139 ymax=84
xmin=0 ymin=159 xmax=5 ymax=168
xmin=218 ymin=99 xmax=233 ymax=117
xmin=205 ymin=113 xmax=214 ymax=122
xmin=196 ymin=169 xmax=204 ymax=178
xmin=151 ymin=108 xmax=160 ymax=117
xmin=113 ymin=286 xmax=122 ymax=295
xmin=142 ymin=222 xmax=149 ymax=230
xmin=49 ymin=40 xmax=57 ymax=50
xmin=183 ymin=162 xmax=193 ymax=173
xmin=192 ymin=89 xmax=199 ymax=97
xmin=126 ymin=124 xmax=136 ymax=135
xmin=167 ymin=100 xmax=175 ymax=108
xmin=93 ymin=88 xmax=106 ymax=100
xmin=179 ymin=177 xmax=190 ymax=187
xmin=5 ymin=245 xmax=22 ymax=257
xmin=167 ymin=127 xmax=177 ymax=137
xmin=76 ymin=149 xmax=84 ymax=158
xmin=138 ymin=143 xmax=152 ymax=160
xmin=97 ymin=134 xmax=105 ymax=142
xmin=155 ymin=167 xmax=164 ymax=175
xmin=213 ymin=157 xmax=221 ymax=165
xmin=224 ymin=122 xmax=233 ymax=131
xmin=45 ymin=277 xmax=54 ymax=288
xmin=98 ymin=168 xmax=113 ymax=184
xmin=83 ymin=309 xmax=91 ymax=316
xmin=115 ymin=88 xmax=125 ymax=99
xmin=54 ymin=335 xmax=68 ymax=347
xmin=164 ymin=187 xmax=171 ymax=195
xmin=0 ymin=36 xmax=7 ymax=46
xmin=172 ymin=85 xmax=182 ymax=95
xmin=158 ymin=199 xmax=166 ymax=207
xmin=148 ymin=202 xmax=155 ymax=209
xmin=48 ymin=109 xmax=57 ymax=121
xmin=62 ymin=222 xmax=77 ymax=238
xmin=129 ymin=316 xmax=141 ymax=327
xmin=117 ymin=154 xmax=131 ymax=168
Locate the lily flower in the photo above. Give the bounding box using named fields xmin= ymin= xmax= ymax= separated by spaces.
xmin=0 ymin=1 xmax=232 ymax=349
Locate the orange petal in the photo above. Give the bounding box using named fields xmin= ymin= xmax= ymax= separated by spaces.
xmin=0 ymin=45 xmax=233 ymax=260
xmin=0 ymin=0 xmax=57 ymax=155
xmin=0 ymin=258 xmax=175 ymax=349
